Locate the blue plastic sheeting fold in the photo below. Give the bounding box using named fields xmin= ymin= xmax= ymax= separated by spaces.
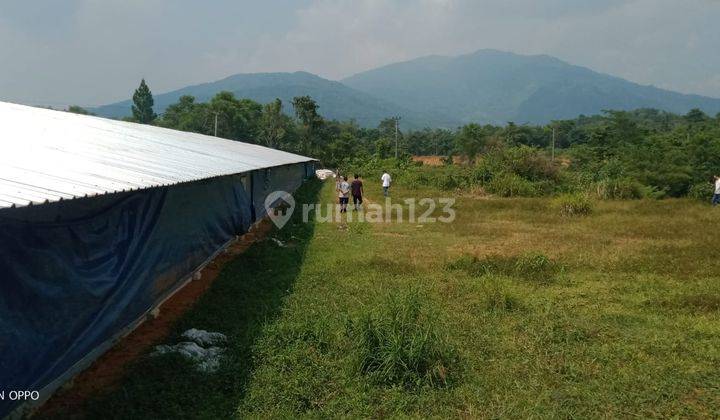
xmin=252 ymin=163 xmax=307 ymax=219
xmin=0 ymin=173 xmax=255 ymax=417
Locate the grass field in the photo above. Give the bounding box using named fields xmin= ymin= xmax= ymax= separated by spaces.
xmin=63 ymin=179 xmax=720 ymax=418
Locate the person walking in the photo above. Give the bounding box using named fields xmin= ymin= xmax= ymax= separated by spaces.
xmin=335 ymin=173 xmax=342 ymax=193
xmin=381 ymin=170 xmax=392 ymax=197
xmin=351 ymin=174 xmax=364 ymax=211
xmin=713 ymin=175 xmax=720 ymax=207
xmin=338 ymin=175 xmax=350 ymax=213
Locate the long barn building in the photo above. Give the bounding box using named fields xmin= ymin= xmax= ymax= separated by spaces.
xmin=0 ymin=101 xmax=315 ymax=418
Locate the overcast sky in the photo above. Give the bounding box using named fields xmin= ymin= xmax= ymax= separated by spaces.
xmin=1 ymin=0 xmax=719 ymax=107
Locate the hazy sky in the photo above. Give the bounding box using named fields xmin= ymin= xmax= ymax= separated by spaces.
xmin=1 ymin=0 xmax=719 ymax=107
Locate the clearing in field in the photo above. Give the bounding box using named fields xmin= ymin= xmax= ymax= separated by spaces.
xmin=48 ymin=179 xmax=720 ymax=418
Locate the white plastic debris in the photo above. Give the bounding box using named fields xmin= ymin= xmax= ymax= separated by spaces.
xmin=315 ymin=169 xmax=335 ymax=180
xmin=270 ymin=237 xmax=287 ymax=247
xmin=181 ymin=328 xmax=227 ymax=346
xmin=153 ymin=342 xmax=224 ymax=373
xmin=152 ymin=329 xmax=228 ymax=373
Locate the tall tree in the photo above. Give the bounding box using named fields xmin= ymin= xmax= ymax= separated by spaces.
xmin=292 ymin=95 xmax=323 ymax=154
xmin=259 ymin=98 xmax=287 ymax=148
xmin=456 ymin=123 xmax=486 ymax=164
xmin=132 ymin=79 xmax=157 ymax=124
xmin=685 ymin=108 xmax=708 ymax=125
xmin=158 ymin=95 xmax=209 ymax=134
xmin=291 ymin=96 xmax=321 ymax=129
xmin=209 ymin=91 xmax=262 ymax=141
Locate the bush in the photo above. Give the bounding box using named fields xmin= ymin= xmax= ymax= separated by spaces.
xmin=553 ymin=193 xmax=593 ymax=217
xmin=341 ymin=156 xmax=415 ymax=186
xmin=485 ymin=172 xmax=538 ymax=197
xmin=592 ymin=178 xmax=657 ymax=200
xmin=396 ymin=166 xmax=428 ymax=189
xmin=688 ymin=182 xmax=713 ymax=201
xmin=347 ymin=290 xmax=458 ymax=388
xmin=433 ymin=174 xmax=463 ymax=191
xmin=502 ymin=145 xmax=560 ymax=181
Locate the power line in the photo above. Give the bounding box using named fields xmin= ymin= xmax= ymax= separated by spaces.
xmin=393 ymin=116 xmax=401 ymax=159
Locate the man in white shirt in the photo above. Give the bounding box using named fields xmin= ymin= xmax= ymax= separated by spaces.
xmin=381 ymin=170 xmax=392 ymax=197
xmin=338 ymin=175 xmax=350 ymax=213
xmin=713 ymin=175 xmax=720 ymax=207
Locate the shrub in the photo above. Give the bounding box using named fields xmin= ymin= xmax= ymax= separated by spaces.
xmin=470 ymin=159 xmax=495 ymax=184
xmin=533 ymin=179 xmax=559 ymax=196
xmin=553 ymin=193 xmax=593 ymax=217
xmin=592 ymin=178 xmax=655 ymax=200
xmin=396 ymin=166 xmax=428 ymax=189
xmin=503 ymin=145 xmax=560 ymax=181
xmin=347 ymin=290 xmax=458 ymax=388
xmin=688 ymin=182 xmax=713 ymax=201
xmin=393 ymin=165 xmax=472 ymax=191
xmin=431 ymin=171 xmax=462 ymax=191
xmin=485 ymin=172 xmax=538 ymax=197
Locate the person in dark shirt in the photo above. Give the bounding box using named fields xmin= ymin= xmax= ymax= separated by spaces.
xmin=350 ymin=174 xmax=364 ymax=211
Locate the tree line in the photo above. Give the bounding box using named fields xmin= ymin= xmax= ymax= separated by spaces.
xmin=67 ymin=79 xmax=720 ymax=198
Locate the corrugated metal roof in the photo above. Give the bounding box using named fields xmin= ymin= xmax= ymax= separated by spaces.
xmin=0 ymin=101 xmax=314 ymax=210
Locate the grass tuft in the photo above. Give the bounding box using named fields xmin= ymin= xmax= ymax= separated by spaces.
xmin=347 ymin=290 xmax=459 ymax=388
xmin=447 ymin=252 xmax=560 ymax=283
xmin=483 ymin=279 xmax=522 ymax=313
xmin=553 ymin=192 xmax=593 ymax=216
xmin=656 ymin=293 xmax=720 ymax=313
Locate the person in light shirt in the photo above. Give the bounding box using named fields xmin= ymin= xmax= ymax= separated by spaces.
xmin=381 ymin=170 xmax=392 ymax=197
xmin=713 ymin=175 xmax=720 ymax=207
xmin=337 ymin=175 xmax=350 ymax=213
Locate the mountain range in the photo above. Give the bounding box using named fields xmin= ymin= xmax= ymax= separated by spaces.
xmin=93 ymin=49 xmax=720 ymax=128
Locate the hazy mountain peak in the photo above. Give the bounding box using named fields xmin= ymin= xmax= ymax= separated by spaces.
xmin=94 ymin=50 xmax=720 ymax=128
xmin=342 ymin=50 xmax=720 ymax=124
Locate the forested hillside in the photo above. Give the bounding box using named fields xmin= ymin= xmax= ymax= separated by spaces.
xmin=92 ymin=72 xmax=453 ymax=128
xmin=343 ymin=49 xmax=720 ymax=124
xmin=93 ymin=50 xmax=720 ymax=128
xmin=88 ymin=81 xmax=720 ymax=201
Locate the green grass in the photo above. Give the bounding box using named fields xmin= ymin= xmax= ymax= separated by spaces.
xmin=446 ymin=252 xmax=561 ymax=283
xmin=552 ymin=192 xmax=594 ymax=217
xmin=62 ymin=179 xmax=720 ymax=418
xmin=346 ymin=289 xmax=459 ymax=389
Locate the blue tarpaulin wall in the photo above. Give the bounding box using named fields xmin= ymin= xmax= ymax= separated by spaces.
xmin=0 ymin=163 xmax=310 ymax=417
xmin=252 ymin=163 xmax=307 ymax=219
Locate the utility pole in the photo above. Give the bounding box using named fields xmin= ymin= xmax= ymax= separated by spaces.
xmin=551 ymin=126 xmax=556 ymax=162
xmin=214 ymin=112 xmax=219 ymax=137
xmin=394 ymin=116 xmax=401 ymax=159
